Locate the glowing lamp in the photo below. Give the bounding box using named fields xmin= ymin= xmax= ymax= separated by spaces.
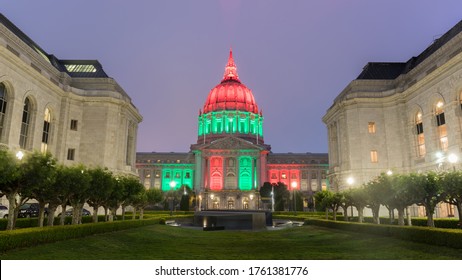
xmin=448 ymin=154 xmax=458 ymax=164
xmin=16 ymin=151 xmax=24 ymax=160
xmin=346 ymin=177 xmax=354 ymax=185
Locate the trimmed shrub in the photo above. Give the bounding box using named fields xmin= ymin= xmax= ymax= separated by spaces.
xmin=305 ymin=218 xmax=462 ymax=249
xmin=0 ymin=218 xmax=161 ymax=252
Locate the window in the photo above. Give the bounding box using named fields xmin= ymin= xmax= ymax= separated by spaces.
xmin=41 ymin=108 xmax=51 ymax=153
xmin=435 ymin=102 xmax=448 ymax=151
xmin=368 ymin=122 xmax=376 ymax=134
xmin=415 ymin=111 xmax=426 ymax=157
xmin=67 ymin=148 xmax=75 ymax=160
xmin=185 ymin=172 xmax=190 ymax=179
xmin=19 ymin=98 xmax=32 ymax=149
xmin=281 ymin=173 xmax=287 ymax=179
xmin=70 ymin=119 xmax=78 ymax=130
xmin=370 ymin=150 xmax=378 ymax=163
xmin=0 ymin=83 xmax=8 ymax=140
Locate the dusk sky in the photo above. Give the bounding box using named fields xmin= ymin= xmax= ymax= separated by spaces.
xmin=2 ymin=1 xmax=462 ymax=153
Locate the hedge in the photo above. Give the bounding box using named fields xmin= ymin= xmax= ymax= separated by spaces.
xmin=305 ymin=218 xmax=462 ymax=249
xmin=0 ymin=213 xmax=194 ymax=252
xmin=0 ymin=218 xmax=164 ymax=252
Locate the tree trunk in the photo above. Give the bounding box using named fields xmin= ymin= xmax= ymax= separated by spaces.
xmin=332 ymin=207 xmax=337 ymax=221
xmin=132 ymin=207 xmax=136 ymax=220
xmin=92 ymin=204 xmax=99 ymax=223
xmin=456 ymin=201 xmax=462 ymax=228
xmin=38 ymin=201 xmax=47 ymax=228
xmin=6 ymin=193 xmax=17 ymax=230
xmin=109 ymin=207 xmax=117 ymax=222
xmin=343 ymin=206 xmax=348 ymax=221
xmin=60 ymin=203 xmax=67 ymax=225
xmin=72 ymin=204 xmax=81 ymax=225
xmin=372 ymin=206 xmax=380 ymax=224
xmin=140 ymin=208 xmax=144 ymax=220
xmin=397 ymin=208 xmax=405 ymax=226
xmin=47 ymin=205 xmax=57 ymax=226
xmin=358 ymin=206 xmax=364 ymax=223
xmin=406 ymin=206 xmax=412 ymax=226
xmin=104 ymin=207 xmax=108 ymax=222
xmin=122 ymin=205 xmax=126 ymax=220
xmin=425 ymin=204 xmax=435 ymax=227
xmin=388 ymin=208 xmax=394 ymax=224
xmin=325 ymin=208 xmax=328 ymax=220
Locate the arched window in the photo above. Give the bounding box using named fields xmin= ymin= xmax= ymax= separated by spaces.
xmin=0 ymin=84 xmax=7 ymax=141
xmin=41 ymin=108 xmax=51 ymax=153
xmin=19 ymin=97 xmax=32 ymax=149
xmin=435 ymin=101 xmax=448 ymax=151
xmin=415 ymin=111 xmax=426 ymax=157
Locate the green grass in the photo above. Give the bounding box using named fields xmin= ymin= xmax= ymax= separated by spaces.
xmin=1 ymin=224 xmax=462 ymax=260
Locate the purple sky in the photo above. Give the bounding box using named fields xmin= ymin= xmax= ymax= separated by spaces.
xmin=3 ymin=1 xmax=462 ymax=153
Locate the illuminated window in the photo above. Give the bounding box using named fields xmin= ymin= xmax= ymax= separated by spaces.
xmin=0 ymin=83 xmax=8 ymax=140
xmin=281 ymin=173 xmax=287 ymax=179
xmin=19 ymin=97 xmax=32 ymax=149
xmin=370 ymin=150 xmax=378 ymax=163
xmin=64 ymin=64 xmax=97 ymax=73
xmin=368 ymin=122 xmax=376 ymax=134
xmin=415 ymin=111 xmax=426 ymax=157
xmin=155 ymin=171 xmax=160 ymax=178
xmin=165 ymin=172 xmax=170 ymax=178
xmin=435 ymin=101 xmax=448 ymax=151
xmin=175 ymin=172 xmax=181 ymax=178
xmin=41 ymin=108 xmax=52 ymax=153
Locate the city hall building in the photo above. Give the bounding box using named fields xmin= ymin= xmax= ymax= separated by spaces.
xmin=0 ymin=13 xmax=142 ymax=180
xmin=137 ymin=51 xmax=328 ymax=210
xmin=323 ymin=19 xmax=462 ymax=218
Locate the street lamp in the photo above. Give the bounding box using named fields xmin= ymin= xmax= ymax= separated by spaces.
xmin=291 ymin=181 xmax=298 ymax=215
xmin=271 ymin=185 xmax=275 ymax=212
xmin=169 ymin=181 xmax=177 ymax=216
xmin=16 ymin=151 xmax=24 ymax=160
xmin=448 ymin=153 xmax=458 ymax=171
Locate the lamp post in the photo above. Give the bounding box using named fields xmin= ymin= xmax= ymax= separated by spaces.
xmin=169 ymin=181 xmax=177 ymax=216
xmin=291 ymin=181 xmax=298 ymax=215
xmin=271 ymin=185 xmax=275 ymax=212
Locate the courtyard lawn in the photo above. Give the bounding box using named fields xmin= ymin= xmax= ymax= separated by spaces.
xmin=1 ymin=224 xmax=462 ymax=260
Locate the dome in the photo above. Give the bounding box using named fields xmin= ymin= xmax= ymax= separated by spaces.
xmin=202 ymin=50 xmax=259 ymax=114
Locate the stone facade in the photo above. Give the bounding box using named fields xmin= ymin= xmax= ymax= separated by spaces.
xmin=0 ymin=14 xmax=142 ymax=177
xmin=323 ymin=19 xmax=462 ymax=218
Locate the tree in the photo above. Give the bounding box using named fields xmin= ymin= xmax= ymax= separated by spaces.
xmin=326 ymin=192 xmax=343 ymax=221
xmin=414 ymin=172 xmax=444 ymax=227
xmin=0 ymin=150 xmax=21 ymax=230
xmin=314 ymin=190 xmax=332 ymax=219
xmin=439 ymin=171 xmax=462 ymax=227
xmin=66 ymin=165 xmax=92 ymax=225
xmin=390 ymin=174 xmax=420 ymax=226
xmin=344 ymin=187 xmax=367 ymax=223
xmin=87 ymin=167 xmax=115 ymax=223
xmin=364 ymin=177 xmax=387 ymax=224
xmin=272 ymin=182 xmax=290 ymax=211
xmin=47 ymin=165 xmax=72 ymax=226
xmin=106 ymin=177 xmax=125 ymax=222
xmin=131 ymin=188 xmax=148 ymax=219
xmin=118 ymin=176 xmax=144 ymax=220
xmin=22 ymin=151 xmax=57 ymax=227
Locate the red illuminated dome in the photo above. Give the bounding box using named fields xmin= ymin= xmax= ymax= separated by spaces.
xmin=202 ymin=50 xmax=259 ymax=114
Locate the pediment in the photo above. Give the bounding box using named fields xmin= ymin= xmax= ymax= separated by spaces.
xmin=203 ymin=136 xmax=263 ymax=151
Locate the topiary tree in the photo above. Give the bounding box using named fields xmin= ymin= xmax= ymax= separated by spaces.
xmin=87 ymin=167 xmax=115 ymax=223
xmin=439 ymin=170 xmax=462 ymax=227
xmin=23 ymin=151 xmax=57 ymax=227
